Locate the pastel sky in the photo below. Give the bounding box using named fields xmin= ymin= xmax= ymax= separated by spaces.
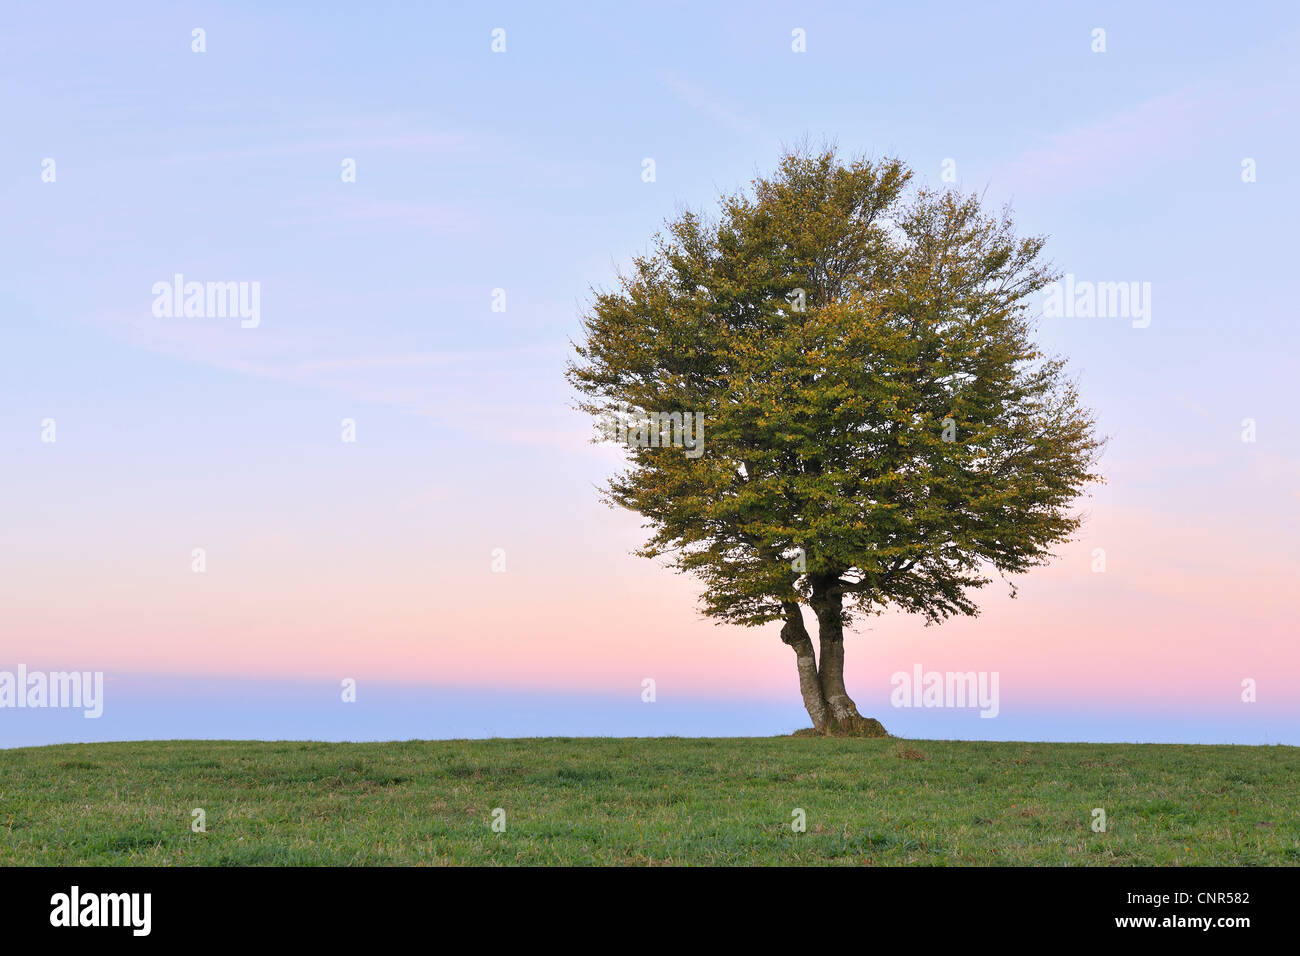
xmin=2 ymin=1 xmax=1297 ymax=747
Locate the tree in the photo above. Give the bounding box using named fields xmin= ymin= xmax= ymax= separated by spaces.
xmin=567 ymin=147 xmax=1103 ymax=735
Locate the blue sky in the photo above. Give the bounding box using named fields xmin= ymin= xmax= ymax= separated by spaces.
xmin=2 ymin=1 xmax=1298 ymax=748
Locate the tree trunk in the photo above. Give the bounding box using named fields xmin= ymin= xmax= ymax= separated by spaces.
xmin=780 ymin=602 xmax=829 ymax=733
xmin=810 ymin=590 xmax=862 ymax=722
xmin=810 ymin=585 xmax=887 ymax=736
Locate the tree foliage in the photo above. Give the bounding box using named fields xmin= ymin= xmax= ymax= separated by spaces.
xmin=568 ymin=148 xmax=1103 ymax=728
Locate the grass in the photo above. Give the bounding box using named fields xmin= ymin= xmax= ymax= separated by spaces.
xmin=1 ymin=737 xmax=1297 ymax=865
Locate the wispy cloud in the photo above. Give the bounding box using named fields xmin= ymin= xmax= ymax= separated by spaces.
xmin=157 ymin=133 xmax=468 ymax=165
xmin=998 ymin=37 xmax=1299 ymax=197
xmin=661 ymin=70 xmax=758 ymax=136
xmin=267 ymin=195 xmax=482 ymax=232
xmin=298 ymin=346 xmax=562 ymax=373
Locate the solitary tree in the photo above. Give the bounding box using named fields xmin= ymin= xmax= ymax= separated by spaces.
xmin=568 ymin=148 xmax=1103 ymax=735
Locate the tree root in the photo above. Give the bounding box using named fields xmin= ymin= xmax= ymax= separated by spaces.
xmin=791 ymin=716 xmax=889 ymax=738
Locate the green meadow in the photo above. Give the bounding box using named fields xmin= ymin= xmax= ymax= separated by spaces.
xmin=1 ymin=737 xmax=1296 ymax=865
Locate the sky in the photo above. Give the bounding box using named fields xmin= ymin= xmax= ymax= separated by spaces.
xmin=2 ymin=1 xmax=1297 ymax=748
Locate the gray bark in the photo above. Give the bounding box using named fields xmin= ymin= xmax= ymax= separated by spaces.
xmin=780 ymin=602 xmax=828 ymax=733
xmin=810 ymin=592 xmax=863 ymax=722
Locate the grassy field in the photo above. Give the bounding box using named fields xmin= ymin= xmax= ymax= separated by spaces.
xmin=1 ymin=737 xmax=1296 ymax=865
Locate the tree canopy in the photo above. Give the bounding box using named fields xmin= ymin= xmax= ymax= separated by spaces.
xmin=568 ymin=147 xmax=1103 ymax=733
